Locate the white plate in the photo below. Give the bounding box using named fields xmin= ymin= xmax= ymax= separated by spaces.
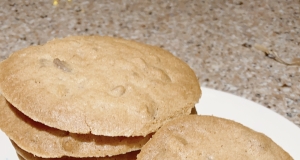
xmin=0 ymin=130 xmax=18 ymax=159
xmin=1 ymin=87 xmax=300 ymax=159
xmin=196 ymin=87 xmax=300 ymax=159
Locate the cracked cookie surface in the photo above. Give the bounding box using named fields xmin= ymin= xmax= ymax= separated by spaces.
xmin=0 ymin=36 xmax=201 ymax=136
xmin=137 ymin=115 xmax=292 ymax=160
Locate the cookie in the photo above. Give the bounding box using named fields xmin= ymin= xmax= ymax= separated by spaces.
xmin=0 ymin=36 xmax=201 ymax=137
xmin=137 ymin=115 xmax=292 ymax=160
xmin=0 ymin=95 xmax=150 ymax=158
xmin=12 ymin=140 xmax=138 ymax=160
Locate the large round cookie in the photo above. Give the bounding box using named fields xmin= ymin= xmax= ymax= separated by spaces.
xmin=137 ymin=115 xmax=292 ymax=160
xmin=12 ymin=140 xmax=139 ymax=160
xmin=0 ymin=36 xmax=201 ymax=137
xmin=0 ymin=95 xmax=150 ymax=158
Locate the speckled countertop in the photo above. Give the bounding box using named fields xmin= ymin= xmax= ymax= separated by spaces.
xmin=0 ymin=0 xmax=299 ymax=127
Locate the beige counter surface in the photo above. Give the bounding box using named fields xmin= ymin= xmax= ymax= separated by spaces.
xmin=0 ymin=0 xmax=299 ymax=127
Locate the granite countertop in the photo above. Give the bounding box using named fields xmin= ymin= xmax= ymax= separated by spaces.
xmin=0 ymin=0 xmax=299 ymax=127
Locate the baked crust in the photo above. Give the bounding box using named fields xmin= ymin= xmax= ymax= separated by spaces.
xmin=0 ymin=36 xmax=201 ymax=137
xmin=137 ymin=115 xmax=293 ymax=160
xmin=0 ymin=95 xmax=150 ymax=158
xmin=12 ymin=140 xmax=139 ymax=160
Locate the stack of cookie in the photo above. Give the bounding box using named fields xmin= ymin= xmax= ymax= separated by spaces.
xmin=0 ymin=36 xmax=201 ymax=159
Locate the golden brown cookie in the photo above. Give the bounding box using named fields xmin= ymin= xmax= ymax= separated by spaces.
xmin=0 ymin=36 xmax=201 ymax=137
xmin=137 ymin=115 xmax=292 ymax=160
xmin=0 ymin=95 xmax=150 ymax=158
xmin=12 ymin=140 xmax=138 ymax=160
